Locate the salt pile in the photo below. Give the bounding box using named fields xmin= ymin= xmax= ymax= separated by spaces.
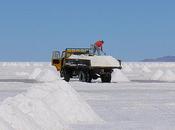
xmin=0 ymin=102 xmax=41 ymax=130
xmin=112 ymin=69 xmax=130 ymax=82
xmin=27 ymin=69 xmax=102 ymax=123
xmin=142 ymin=66 xmax=151 ymax=73
xmin=29 ymin=68 xmax=42 ymax=79
xmin=151 ymin=70 xmax=164 ymax=80
xmin=159 ymin=70 xmax=175 ymax=82
xmin=0 ymin=117 xmax=14 ymax=130
xmin=35 ymin=69 xmax=59 ymax=82
xmin=151 ymin=70 xmax=175 ymax=82
xmin=6 ymin=95 xmax=66 ymax=130
xmin=29 ymin=68 xmax=59 ymax=82
xmin=0 ymin=69 xmax=102 ymax=129
xmin=123 ymin=65 xmax=133 ymax=72
xmin=26 ymin=81 xmax=102 ymax=123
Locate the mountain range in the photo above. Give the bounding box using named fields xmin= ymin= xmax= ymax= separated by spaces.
xmin=142 ymin=56 xmax=175 ymax=62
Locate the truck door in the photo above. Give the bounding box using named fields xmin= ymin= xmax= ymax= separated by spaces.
xmin=52 ymin=51 xmax=61 ymax=71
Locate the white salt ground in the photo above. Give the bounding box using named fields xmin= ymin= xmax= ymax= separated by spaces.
xmin=2 ymin=62 xmax=7 ymax=67
xmin=112 ymin=69 xmax=130 ymax=82
xmin=134 ymin=63 xmax=141 ymax=68
xmin=32 ymin=63 xmax=43 ymax=67
xmin=15 ymin=72 xmax=29 ymax=76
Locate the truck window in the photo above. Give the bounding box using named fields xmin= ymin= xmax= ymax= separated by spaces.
xmin=52 ymin=51 xmax=60 ymax=59
xmin=61 ymin=51 xmax=66 ymax=58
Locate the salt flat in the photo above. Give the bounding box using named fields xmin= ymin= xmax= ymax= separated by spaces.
xmin=0 ymin=62 xmax=175 ymax=130
xmin=71 ymin=82 xmax=175 ymax=130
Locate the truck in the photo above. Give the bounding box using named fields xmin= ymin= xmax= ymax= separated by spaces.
xmin=51 ymin=48 xmax=122 ymax=83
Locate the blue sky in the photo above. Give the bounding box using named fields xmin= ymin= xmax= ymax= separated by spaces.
xmin=0 ymin=0 xmax=175 ymax=61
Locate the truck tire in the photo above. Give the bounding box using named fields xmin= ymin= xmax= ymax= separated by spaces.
xmin=60 ymin=70 xmax=64 ymax=77
xmin=79 ymin=71 xmax=92 ymax=83
xmin=101 ymin=73 xmax=111 ymax=83
xmin=79 ymin=71 xmax=86 ymax=82
xmin=64 ymin=71 xmax=70 ymax=82
xmin=86 ymin=72 xmax=92 ymax=83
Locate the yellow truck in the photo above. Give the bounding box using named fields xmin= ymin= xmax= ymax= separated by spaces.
xmin=52 ymin=48 xmax=122 ymax=83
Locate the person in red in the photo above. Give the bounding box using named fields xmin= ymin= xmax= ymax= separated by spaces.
xmin=93 ymin=40 xmax=104 ymax=55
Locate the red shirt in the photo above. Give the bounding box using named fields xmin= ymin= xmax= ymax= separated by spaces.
xmin=95 ymin=41 xmax=103 ymax=47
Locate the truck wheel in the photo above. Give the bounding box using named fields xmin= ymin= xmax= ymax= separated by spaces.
xmin=60 ymin=70 xmax=64 ymax=77
xmin=79 ymin=71 xmax=86 ymax=82
xmin=86 ymin=72 xmax=92 ymax=83
xmin=101 ymin=73 xmax=111 ymax=83
xmin=64 ymin=71 xmax=70 ymax=82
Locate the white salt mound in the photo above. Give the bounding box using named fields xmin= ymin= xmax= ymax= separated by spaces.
xmin=44 ymin=82 xmax=102 ymax=123
xmin=159 ymin=70 xmax=175 ymax=82
xmin=26 ymin=80 xmax=102 ymax=123
xmin=0 ymin=117 xmax=14 ymax=130
xmin=151 ymin=70 xmax=175 ymax=82
xmin=123 ymin=65 xmax=133 ymax=72
xmin=151 ymin=70 xmax=164 ymax=80
xmin=142 ymin=66 xmax=151 ymax=73
xmin=0 ymin=101 xmax=41 ymax=130
xmin=35 ymin=69 xmax=59 ymax=82
xmin=0 ymin=70 xmax=101 ymax=129
xmin=29 ymin=68 xmax=42 ymax=79
xmin=9 ymin=94 xmax=66 ymax=130
xmin=112 ymin=69 xmax=130 ymax=82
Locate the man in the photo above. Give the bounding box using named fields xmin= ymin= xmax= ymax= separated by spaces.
xmin=93 ymin=40 xmax=104 ymax=55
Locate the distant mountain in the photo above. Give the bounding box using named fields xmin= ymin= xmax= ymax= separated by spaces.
xmin=142 ymin=56 xmax=175 ymax=62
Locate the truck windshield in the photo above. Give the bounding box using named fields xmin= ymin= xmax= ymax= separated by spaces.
xmin=65 ymin=48 xmax=90 ymax=58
